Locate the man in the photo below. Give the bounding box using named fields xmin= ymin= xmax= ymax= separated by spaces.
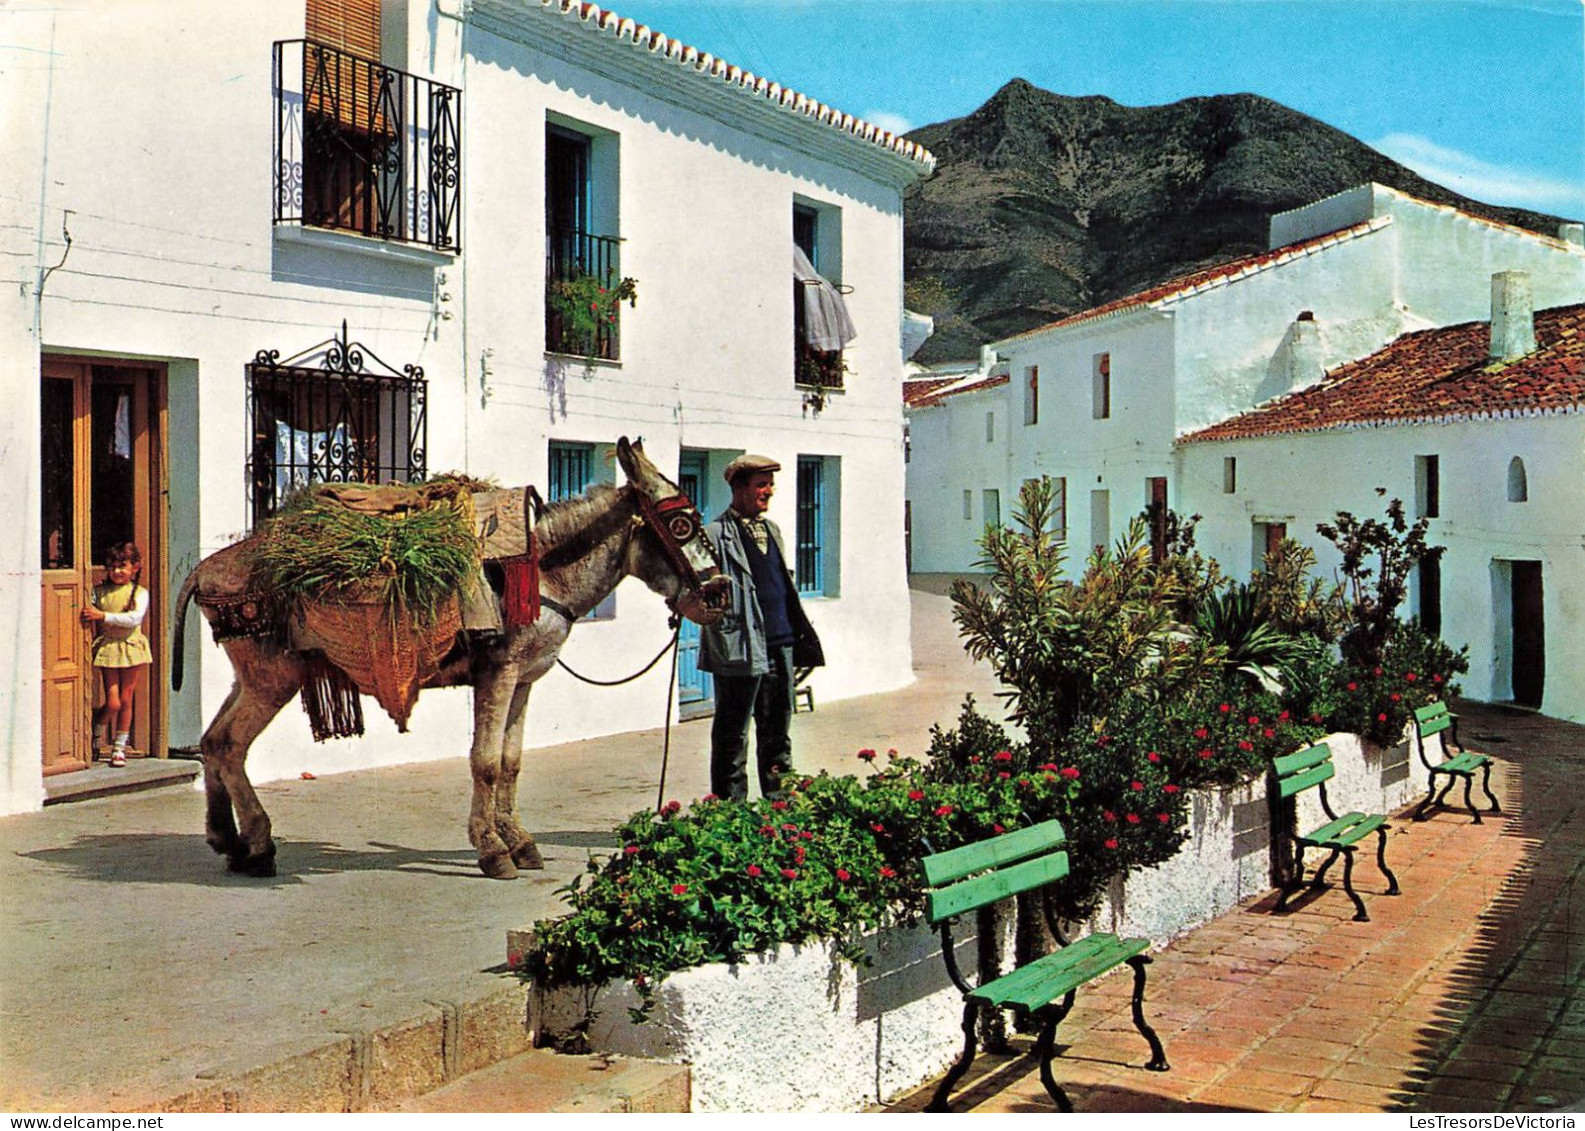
xmin=699 ymin=454 xmax=824 ymax=801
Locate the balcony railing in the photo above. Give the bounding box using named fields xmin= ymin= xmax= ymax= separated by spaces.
xmin=546 ymin=228 xmax=624 ymax=360
xmin=272 ymin=39 xmax=461 ymax=253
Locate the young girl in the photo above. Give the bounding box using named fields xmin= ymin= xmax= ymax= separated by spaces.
xmin=81 ymin=541 xmax=152 ymax=767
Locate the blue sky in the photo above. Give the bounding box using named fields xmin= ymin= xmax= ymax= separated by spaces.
xmin=604 ymin=0 xmax=1585 ymax=219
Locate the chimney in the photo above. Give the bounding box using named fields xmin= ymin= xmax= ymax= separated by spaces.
xmin=1286 ymin=311 xmax=1324 ymax=389
xmin=1560 ymin=222 xmax=1585 ymax=249
xmin=978 ymin=344 xmax=999 ymax=374
xmin=1489 ymin=270 xmax=1536 ymax=362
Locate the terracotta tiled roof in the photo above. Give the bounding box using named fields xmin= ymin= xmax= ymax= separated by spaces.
xmin=902 ymin=377 xmax=960 ymax=406
xmin=1180 ymin=303 xmax=1585 ymax=443
xmin=996 ymin=217 xmax=1392 ymax=345
xmin=541 ymin=2 xmax=935 ymax=172
xmin=906 ymin=373 xmax=1009 ymax=408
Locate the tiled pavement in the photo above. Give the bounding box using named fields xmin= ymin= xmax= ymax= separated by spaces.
xmin=885 ymin=701 xmax=1585 ymax=1114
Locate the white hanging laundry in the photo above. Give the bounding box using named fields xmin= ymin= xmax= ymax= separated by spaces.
xmin=794 ymin=245 xmax=857 ymax=351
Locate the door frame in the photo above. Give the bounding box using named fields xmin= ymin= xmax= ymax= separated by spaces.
xmin=40 ymin=355 xmax=169 ymax=768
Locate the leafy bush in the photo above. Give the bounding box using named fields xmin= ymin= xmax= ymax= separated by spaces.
xmin=1316 ymin=492 xmax=1443 ymax=668
xmin=1326 ymin=620 xmax=1469 ymax=746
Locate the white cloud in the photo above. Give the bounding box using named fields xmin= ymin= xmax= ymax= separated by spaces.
xmin=862 ymin=109 xmax=914 ymax=137
xmin=1370 ymin=133 xmax=1584 ymax=217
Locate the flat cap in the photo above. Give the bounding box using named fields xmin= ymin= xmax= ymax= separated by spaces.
xmin=723 ymin=454 xmax=781 ymax=483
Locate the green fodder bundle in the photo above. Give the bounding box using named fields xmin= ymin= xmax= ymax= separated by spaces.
xmin=250 ymin=490 xmax=479 ymax=626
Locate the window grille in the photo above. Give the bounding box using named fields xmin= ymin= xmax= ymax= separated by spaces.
xmin=246 ymin=322 xmax=426 ymax=522
xmin=797 ymin=456 xmax=825 ymax=595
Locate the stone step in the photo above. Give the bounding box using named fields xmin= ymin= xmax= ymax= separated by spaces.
xmin=44 ymin=756 xmax=201 ymax=805
xmin=392 ymin=1050 xmax=690 ymax=1113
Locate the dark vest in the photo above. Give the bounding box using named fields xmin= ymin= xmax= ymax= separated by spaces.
xmin=740 ymin=526 xmax=796 ymax=646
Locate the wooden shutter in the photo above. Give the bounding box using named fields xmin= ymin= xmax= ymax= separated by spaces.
xmin=308 ymin=0 xmax=381 ymax=57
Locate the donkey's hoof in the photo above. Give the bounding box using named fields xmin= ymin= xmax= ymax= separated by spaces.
xmin=479 ymin=852 xmax=519 ymax=880
xmin=228 ymin=846 xmax=277 ymax=877
xmin=510 ymin=840 xmax=545 ymax=870
xmin=207 ymin=832 xmax=240 ymax=858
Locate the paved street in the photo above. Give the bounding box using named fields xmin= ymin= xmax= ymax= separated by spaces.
xmin=2 ymin=578 xmax=1582 ymax=1112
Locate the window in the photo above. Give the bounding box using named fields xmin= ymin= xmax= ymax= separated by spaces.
xmin=546 ymin=120 xmax=623 ymax=359
xmin=796 ymin=456 xmax=840 ymax=596
xmin=982 ymin=489 xmax=1001 ymax=529
xmin=1223 ymin=456 xmax=1237 ymax=494
xmin=1090 ymin=489 xmax=1110 ymax=553
xmin=548 ymin=439 xmax=616 ymax=618
xmin=793 ymin=199 xmax=848 ymax=392
xmin=963 ymin=490 xmax=973 ymax=520
xmin=1092 ymin=352 xmax=1111 ymax=420
xmin=985 ymin=410 xmax=996 ymax=443
xmin=1023 ymin=365 xmax=1039 ymax=426
xmin=246 ymin=330 xmax=427 ymax=521
xmin=1052 ymin=476 xmax=1068 ymax=542
xmin=1507 ymin=456 xmax=1528 ymax=503
xmin=1417 ymin=556 xmax=1442 ymax=636
xmin=1416 ymin=455 xmax=1440 ymax=517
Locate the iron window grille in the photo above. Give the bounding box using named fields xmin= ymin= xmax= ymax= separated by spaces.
xmin=246 ymin=321 xmax=427 ymax=522
xmin=545 ymin=228 xmax=625 ymax=360
xmin=272 ymin=39 xmax=461 ymax=253
xmin=796 ymin=455 xmax=825 ymax=595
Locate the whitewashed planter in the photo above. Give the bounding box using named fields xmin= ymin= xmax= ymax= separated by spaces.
xmin=529 ymin=920 xmax=985 ymax=1112
xmin=526 ymin=730 xmax=1432 ymax=1111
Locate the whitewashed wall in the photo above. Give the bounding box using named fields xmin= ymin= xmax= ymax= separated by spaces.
xmin=0 ymin=1 xmax=920 ymax=812
xmin=904 ymin=383 xmax=1012 ymax=573
xmin=1177 ymin=414 xmax=1585 ymax=723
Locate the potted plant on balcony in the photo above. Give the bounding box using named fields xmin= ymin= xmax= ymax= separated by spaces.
xmin=547 ymin=269 xmax=637 ymax=362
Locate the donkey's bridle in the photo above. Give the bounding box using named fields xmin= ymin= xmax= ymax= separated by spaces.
xmin=632 ymin=489 xmax=722 ymax=602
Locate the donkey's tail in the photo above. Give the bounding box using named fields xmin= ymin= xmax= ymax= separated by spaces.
xmin=171 ymin=565 xmax=201 ymax=692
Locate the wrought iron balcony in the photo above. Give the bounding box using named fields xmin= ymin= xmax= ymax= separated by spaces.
xmin=272 ymin=40 xmax=461 ymax=253
xmin=546 ymin=228 xmax=625 ymax=360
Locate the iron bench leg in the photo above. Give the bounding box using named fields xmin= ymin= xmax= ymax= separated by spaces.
xmin=1033 ymin=993 xmax=1077 ymax=1113
xmin=1126 ymin=955 xmax=1170 ymax=1072
xmin=1337 ymin=847 xmax=1369 ymax=921
xmin=1461 ymin=773 xmax=1482 ymax=824
xmin=926 ymin=999 xmax=981 ymax=1112
xmin=1414 ymin=771 xmax=1458 ymax=822
xmin=1376 ymin=825 xmax=1400 ymax=897
xmin=1275 ymin=842 xmax=1307 ymax=912
xmin=1478 ymin=761 xmax=1501 ymax=815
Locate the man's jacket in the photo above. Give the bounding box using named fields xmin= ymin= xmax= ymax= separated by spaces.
xmin=699 ymin=510 xmax=825 ymax=678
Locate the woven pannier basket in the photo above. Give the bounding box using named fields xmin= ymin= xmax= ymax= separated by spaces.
xmin=298 ymin=587 xmax=463 ymax=732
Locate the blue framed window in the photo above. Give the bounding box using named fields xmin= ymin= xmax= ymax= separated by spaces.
xmin=548 ymin=439 xmax=614 ymax=618
xmin=796 ymin=456 xmax=825 ymax=595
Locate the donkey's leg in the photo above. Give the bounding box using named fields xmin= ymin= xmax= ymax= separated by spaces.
xmin=203 ymin=683 xmax=244 ymax=858
xmin=469 ymin=660 xmax=520 ymax=880
xmin=494 ymin=678 xmax=544 ymax=870
xmin=202 ymin=645 xmax=300 ymax=876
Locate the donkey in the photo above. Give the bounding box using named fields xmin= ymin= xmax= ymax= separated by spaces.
xmin=171 ymin=438 xmax=726 ymax=879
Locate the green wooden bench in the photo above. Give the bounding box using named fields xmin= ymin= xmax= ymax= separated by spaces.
xmin=1411 ymin=701 xmax=1500 ymax=823
xmin=1269 ymin=742 xmax=1400 ymax=922
xmin=920 ymin=819 xmax=1169 ymax=1112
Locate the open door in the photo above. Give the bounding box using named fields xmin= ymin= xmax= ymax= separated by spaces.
xmin=1512 ymin=561 xmax=1544 ymax=709
xmin=39 ymin=358 xmax=167 ymax=772
xmin=676 ymin=450 xmax=716 ymax=721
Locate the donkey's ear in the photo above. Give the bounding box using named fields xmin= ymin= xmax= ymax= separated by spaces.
xmin=616 ymin=436 xmax=638 ymax=480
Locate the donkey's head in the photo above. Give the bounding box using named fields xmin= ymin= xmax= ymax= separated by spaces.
xmin=616 ymin=437 xmax=729 ymax=625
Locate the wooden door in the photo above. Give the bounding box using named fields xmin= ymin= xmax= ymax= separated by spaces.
xmin=40 ymin=365 xmax=90 ymax=774
xmin=39 ymin=359 xmax=167 ymax=772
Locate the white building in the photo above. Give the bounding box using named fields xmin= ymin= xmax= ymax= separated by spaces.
xmin=1179 ymin=285 xmax=1585 ymax=722
xmin=2 ymin=0 xmax=933 ymax=814
xmin=906 ymin=185 xmax=1585 ymax=579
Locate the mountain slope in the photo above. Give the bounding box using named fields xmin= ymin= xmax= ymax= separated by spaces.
xmin=904 ymin=79 xmax=1570 ymax=362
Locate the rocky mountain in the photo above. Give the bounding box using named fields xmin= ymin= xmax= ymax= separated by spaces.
xmin=904 ymin=79 xmax=1571 ymax=363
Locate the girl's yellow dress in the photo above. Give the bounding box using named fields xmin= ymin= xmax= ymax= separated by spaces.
xmin=92 ymin=581 xmax=153 ymax=668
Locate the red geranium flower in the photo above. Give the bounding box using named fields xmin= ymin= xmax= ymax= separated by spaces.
xmin=992 ymin=824 xmax=1005 ymax=834
xmin=1127 ymin=813 xmax=1141 ymax=824
xmin=1405 ymin=672 xmax=1418 ymax=682
xmin=1238 ymin=740 xmax=1254 ymax=752
xmin=871 ymin=822 xmax=886 ymax=834
xmin=1374 ymin=667 xmax=1383 ymax=676
xmin=1263 ymin=728 xmax=1276 ymax=739
xmin=1060 ymin=766 xmax=1080 ymax=779
xmin=993 ymin=750 xmax=1013 ymax=762
xmin=1164 ymin=784 xmax=1181 ymax=794
xmin=771 ymin=800 xmax=788 ymax=810
xmin=1278 ymin=710 xmax=1291 ymax=721
xmin=1103 ymin=810 xmax=1118 ymax=822
xmin=1158 ymin=812 xmax=1171 ymax=824
xmin=624 ymin=844 xmax=640 ymax=855
xmin=781 ymin=868 xmax=798 ymax=880
xmin=702 ymin=793 xmax=719 ymax=802
xmin=835 ymin=868 xmax=851 ymax=882
xmin=908 ymin=789 xmax=925 ymax=802
xmin=672 ymin=883 xmax=688 ymax=895
xmin=1248 ymin=715 xmax=1260 ymax=726
xmin=1038 ymin=763 xmax=1059 ymax=772
xmin=1219 ymin=703 xmax=1231 ymax=713
xmin=1199 ymin=748 xmax=1214 ymax=759
xmin=879 ymin=866 xmax=897 ymax=879
xmin=746 ymin=864 xmax=762 ymax=877
xmin=1347 ymin=681 xmax=1359 ymax=691
xmin=857 ymin=749 xmax=877 ymax=762
xmin=1377 ymin=713 xmax=1389 ymax=722
xmin=1433 ymin=674 xmax=1444 ymax=683
xmin=1147 ymin=751 xmax=1161 ymax=763
xmin=1194 ymin=727 xmax=1209 ymax=739
xmin=934 ymin=805 xmax=953 ymax=817
xmin=1104 ymin=838 xmax=1119 ymax=849
xmin=998 ymin=771 xmax=1011 ymax=780
xmin=1391 ymin=692 xmax=1402 ymax=702
xmin=1130 ymin=780 xmax=1144 ymax=791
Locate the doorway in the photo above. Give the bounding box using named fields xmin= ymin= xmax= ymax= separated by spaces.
xmin=1511 ymin=561 xmax=1545 ymax=709
xmin=676 ymin=449 xmax=716 ymax=721
xmin=40 ymin=358 xmax=167 ymax=774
